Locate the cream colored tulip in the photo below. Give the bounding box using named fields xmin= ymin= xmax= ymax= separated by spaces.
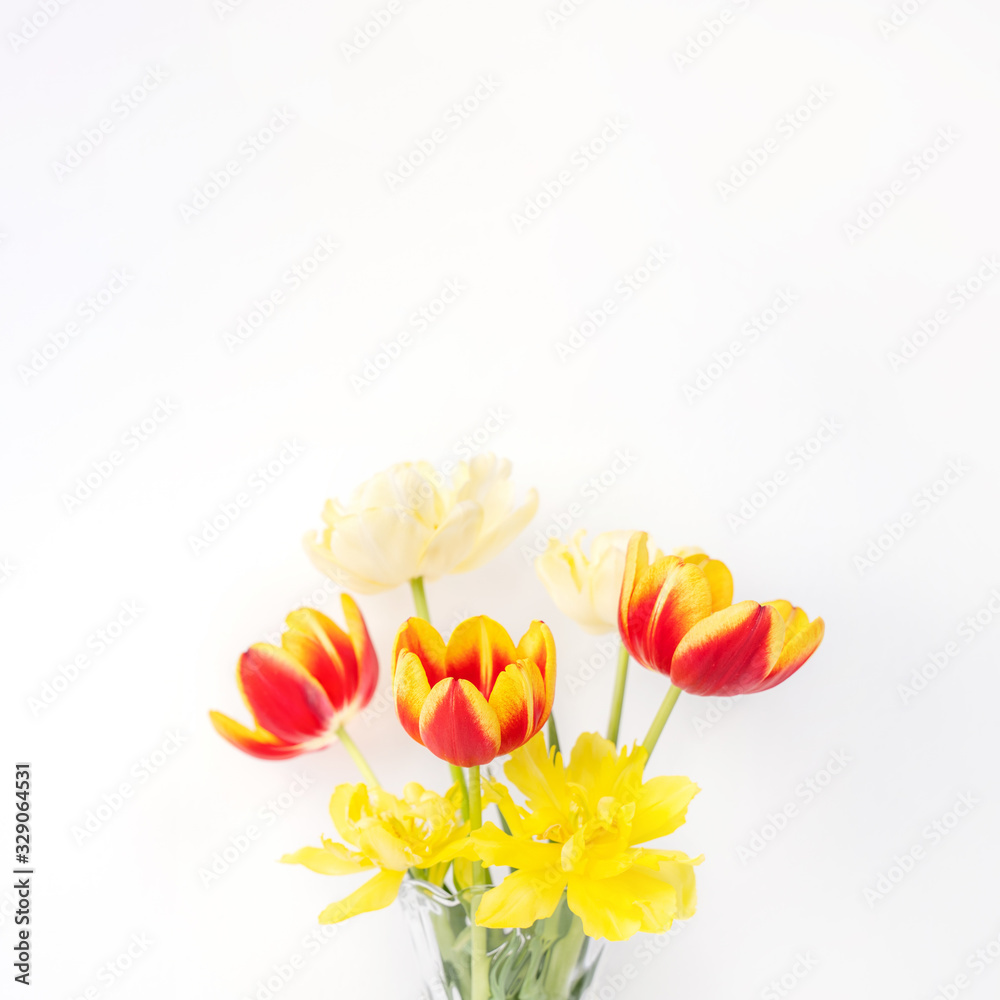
xmin=535 ymin=530 xmax=662 ymax=634
xmin=304 ymin=454 xmax=538 ymax=594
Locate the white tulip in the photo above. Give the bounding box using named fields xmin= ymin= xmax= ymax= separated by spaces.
xmin=535 ymin=531 xmax=662 ymax=634
xmin=304 ymin=454 xmax=538 ymax=593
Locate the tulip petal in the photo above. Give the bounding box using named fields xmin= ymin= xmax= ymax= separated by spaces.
xmin=475 ymin=867 xmax=566 ymax=929
xmin=393 ymin=651 xmax=431 ymax=744
xmin=353 ymin=463 xmax=441 ymax=528
xmin=318 ymin=869 xmax=405 ymax=924
xmin=670 ymin=601 xmax=785 ymax=696
xmin=392 ymin=618 xmax=447 ymax=686
xmin=589 ymin=538 xmax=632 ymax=634
xmin=760 ymin=614 xmax=824 ymax=690
xmin=419 ymin=499 xmax=484 ymax=579
xmin=673 ymin=552 xmax=732 ymax=612
xmin=209 ymin=711 xmax=306 ymax=759
xmin=618 ymin=532 xmax=653 ymax=658
xmin=488 ymin=660 xmax=548 ymax=755
xmin=765 ymin=599 xmax=794 ymax=623
xmin=237 ymin=645 xmax=334 ymax=744
xmin=283 ymin=607 xmax=358 ymax=713
xmin=454 ymin=492 xmax=539 ymax=573
xmin=418 ymin=678 xmax=501 ymax=766
xmin=619 ymin=538 xmax=714 ymax=672
xmin=699 ymin=558 xmax=733 ymax=612
xmin=324 ymin=507 xmax=429 ymax=590
xmin=534 ymin=537 xmax=590 ymax=622
xmin=643 ymin=561 xmax=714 ymax=674
xmin=303 ymin=530 xmax=386 ymax=594
xmin=445 ymin=616 xmax=518 ymax=697
xmin=340 ymin=594 xmax=379 ymax=707
xmin=516 ymin=620 xmax=557 ymax=720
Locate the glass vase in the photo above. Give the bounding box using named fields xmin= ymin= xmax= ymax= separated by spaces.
xmin=399 ymin=878 xmax=604 ymax=1000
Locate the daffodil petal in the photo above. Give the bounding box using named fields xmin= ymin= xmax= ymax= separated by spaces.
xmin=329 ymin=783 xmax=366 ymax=845
xmin=630 ymin=777 xmax=700 ymax=843
xmin=481 ymin=778 xmax=529 ymax=838
xmin=475 ymin=868 xmax=566 ymax=929
xmin=318 ymin=869 xmax=405 ymax=924
xmin=280 ymin=842 xmax=372 ymax=875
xmin=471 ymin=822 xmax=562 ymax=869
xmin=358 ymin=823 xmax=415 ymax=871
xmin=503 ymin=733 xmax=568 ymax=825
xmin=566 ymin=873 xmax=643 ymax=941
xmin=422 ymin=835 xmax=474 ymax=869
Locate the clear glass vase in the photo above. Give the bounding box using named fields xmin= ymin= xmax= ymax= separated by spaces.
xmin=399 ymin=878 xmax=604 ymax=1000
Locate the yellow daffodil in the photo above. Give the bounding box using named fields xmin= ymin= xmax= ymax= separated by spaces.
xmin=281 ymin=782 xmax=471 ymax=923
xmin=535 ymin=531 xmax=662 ymax=634
xmin=472 ymin=733 xmax=701 ymax=942
xmin=304 ymin=454 xmax=538 ymax=594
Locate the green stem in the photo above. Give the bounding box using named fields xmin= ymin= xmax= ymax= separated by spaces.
xmin=335 ymin=725 xmax=379 ymax=786
xmin=468 ymin=765 xmax=490 ymax=1000
xmin=606 ymin=642 xmax=630 ymax=746
xmin=543 ymin=912 xmax=586 ymax=995
xmin=450 ymin=763 xmax=470 ymax=822
xmin=546 ymin=713 xmax=560 ymax=756
xmin=409 ymin=576 xmax=431 ymax=622
xmin=641 ymin=685 xmax=682 ymax=759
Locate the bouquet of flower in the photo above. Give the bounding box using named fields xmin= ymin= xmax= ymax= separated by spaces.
xmin=210 ymin=455 xmax=824 ymax=1000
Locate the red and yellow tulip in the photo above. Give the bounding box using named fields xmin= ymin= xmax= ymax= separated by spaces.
xmin=618 ymin=533 xmax=823 ymax=696
xmin=210 ymin=594 xmax=378 ymax=759
xmin=670 ymin=598 xmax=825 ymax=696
xmin=392 ymin=616 xmax=556 ymax=766
xmin=618 ymin=533 xmax=733 ymax=673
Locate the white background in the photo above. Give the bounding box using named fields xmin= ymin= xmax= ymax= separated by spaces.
xmin=3 ymin=0 xmax=1000 ymax=997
